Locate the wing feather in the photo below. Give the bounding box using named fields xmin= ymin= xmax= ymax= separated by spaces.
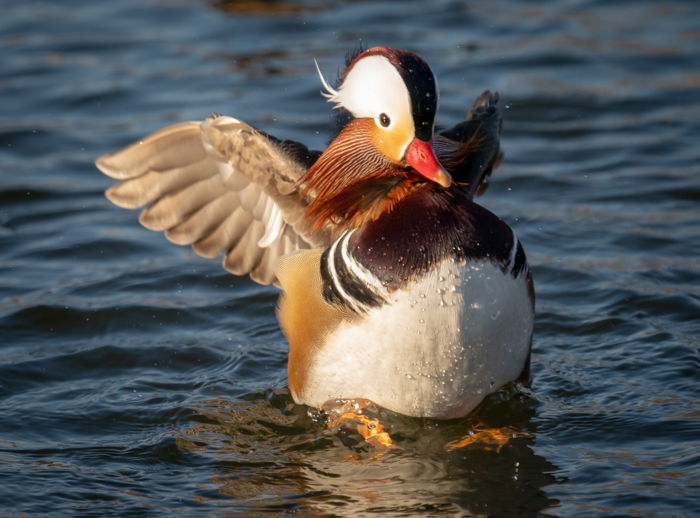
xmin=164 ymin=191 xmax=239 ymax=245
xmin=193 ymin=207 xmax=253 ymax=259
xmin=250 ymin=251 xmax=278 ymax=285
xmin=436 ymin=90 xmax=503 ymax=198
xmin=105 ymin=161 xmax=214 ymax=209
xmin=96 ymin=115 xmax=330 ymax=285
xmin=138 ymin=173 xmax=223 ymax=231
xmin=223 ymin=220 xmax=266 ymax=276
xmin=97 ymin=122 xmax=206 ymax=179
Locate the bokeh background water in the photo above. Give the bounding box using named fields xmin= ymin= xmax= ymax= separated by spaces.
xmin=2 ymin=0 xmax=699 ymax=516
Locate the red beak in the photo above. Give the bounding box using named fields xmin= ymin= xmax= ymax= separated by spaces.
xmin=404 ymin=138 xmax=452 ymax=188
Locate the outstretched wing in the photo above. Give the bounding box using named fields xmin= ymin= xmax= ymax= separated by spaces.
xmin=434 ymin=90 xmax=503 ymax=198
xmin=96 ymin=115 xmax=330 ymax=285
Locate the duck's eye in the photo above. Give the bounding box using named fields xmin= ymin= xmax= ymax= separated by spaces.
xmin=379 ymin=113 xmax=391 ymax=127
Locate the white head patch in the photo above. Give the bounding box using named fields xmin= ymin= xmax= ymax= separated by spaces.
xmin=315 ymin=55 xmax=413 ymax=131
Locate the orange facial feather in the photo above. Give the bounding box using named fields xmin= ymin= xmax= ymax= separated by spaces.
xmin=300 ymin=119 xmax=421 ymax=232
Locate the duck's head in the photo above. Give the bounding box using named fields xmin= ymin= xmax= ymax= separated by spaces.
xmin=303 ymin=47 xmax=452 ymax=230
xmin=318 ymin=47 xmax=451 ymax=189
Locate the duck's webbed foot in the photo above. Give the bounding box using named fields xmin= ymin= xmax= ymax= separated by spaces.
xmin=321 ymin=399 xmax=394 ymax=448
xmin=445 ymin=422 xmax=531 ymax=452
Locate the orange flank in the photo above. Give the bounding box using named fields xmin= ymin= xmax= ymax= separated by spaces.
xmin=275 ymin=249 xmax=356 ymax=401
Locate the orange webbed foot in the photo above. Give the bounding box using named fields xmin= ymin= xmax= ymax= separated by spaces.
xmin=322 ymin=399 xmax=395 ymax=449
xmin=445 ymin=422 xmax=531 ymax=452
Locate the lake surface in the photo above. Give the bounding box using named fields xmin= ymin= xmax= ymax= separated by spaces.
xmin=1 ymin=0 xmax=699 ymax=515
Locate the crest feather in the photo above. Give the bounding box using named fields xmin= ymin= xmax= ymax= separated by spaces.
xmin=314 ymin=59 xmax=339 ymax=104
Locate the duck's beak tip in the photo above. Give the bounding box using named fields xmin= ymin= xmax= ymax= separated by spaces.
xmin=405 ymin=138 xmax=452 ymax=189
xmin=433 ymin=167 xmax=453 ymax=189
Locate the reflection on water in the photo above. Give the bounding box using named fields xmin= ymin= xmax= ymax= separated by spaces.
xmin=211 ymin=0 xmax=324 ymax=16
xmin=178 ymin=390 xmax=559 ymax=515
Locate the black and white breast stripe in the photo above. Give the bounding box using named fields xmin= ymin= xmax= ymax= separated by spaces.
xmin=320 ymin=230 xmax=388 ymax=313
xmin=321 ymin=226 xmax=527 ymax=315
xmin=506 ymin=230 xmax=528 ymax=278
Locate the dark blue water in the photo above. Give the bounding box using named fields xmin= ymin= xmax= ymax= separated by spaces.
xmin=2 ymin=0 xmax=699 ymax=515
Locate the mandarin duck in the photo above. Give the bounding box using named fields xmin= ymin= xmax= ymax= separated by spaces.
xmin=96 ymin=47 xmax=534 ymax=421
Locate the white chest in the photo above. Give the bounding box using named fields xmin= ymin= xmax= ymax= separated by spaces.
xmin=298 ymin=259 xmax=533 ymax=419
